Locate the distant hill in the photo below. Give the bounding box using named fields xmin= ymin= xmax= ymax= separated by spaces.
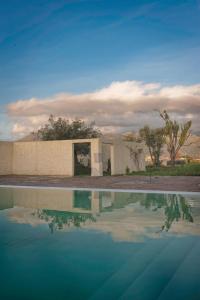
xmin=103 ymin=133 xmax=200 ymax=160
xmin=16 ymin=132 xmax=200 ymax=160
xmin=181 ymin=135 xmax=200 ymax=159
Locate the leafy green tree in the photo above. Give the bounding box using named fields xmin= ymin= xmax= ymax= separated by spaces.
xmin=160 ymin=110 xmax=192 ymax=165
xmin=37 ymin=115 xmax=101 ymax=140
xmin=139 ymin=125 xmax=165 ymax=166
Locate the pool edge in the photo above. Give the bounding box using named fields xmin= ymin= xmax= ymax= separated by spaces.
xmin=0 ymin=184 xmax=200 ymax=195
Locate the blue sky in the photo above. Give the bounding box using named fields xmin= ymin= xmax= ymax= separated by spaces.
xmin=0 ymin=0 xmax=200 ymax=139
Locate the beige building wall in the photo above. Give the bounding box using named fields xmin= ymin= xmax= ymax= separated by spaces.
xmin=102 ymin=143 xmax=111 ymax=172
xmin=0 ymin=142 xmax=13 ymax=175
xmin=0 ymin=138 xmax=145 ymax=176
xmin=0 ymin=138 xmax=103 ymax=176
xmin=90 ymin=138 xmax=103 ymax=176
xmin=111 ymin=141 xmax=146 ymax=175
xmin=13 ymin=140 xmax=74 ymax=176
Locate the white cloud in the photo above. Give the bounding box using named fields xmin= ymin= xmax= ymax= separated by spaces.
xmin=12 ymin=123 xmax=27 ymax=134
xmin=160 ymin=84 xmax=200 ymax=98
xmin=6 ymin=80 xmax=200 ymax=137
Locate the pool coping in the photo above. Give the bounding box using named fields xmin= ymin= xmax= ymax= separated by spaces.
xmin=0 ymin=184 xmax=200 ymax=195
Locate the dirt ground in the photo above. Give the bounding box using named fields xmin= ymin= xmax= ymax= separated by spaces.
xmin=0 ymin=175 xmax=200 ymax=192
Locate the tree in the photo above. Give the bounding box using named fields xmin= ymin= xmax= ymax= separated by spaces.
xmin=160 ymin=110 xmax=192 ymax=165
xmin=37 ymin=115 xmax=101 ymax=140
xmin=139 ymin=125 xmax=165 ymax=166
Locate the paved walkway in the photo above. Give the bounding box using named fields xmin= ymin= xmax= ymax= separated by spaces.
xmin=0 ymin=175 xmax=200 ymax=192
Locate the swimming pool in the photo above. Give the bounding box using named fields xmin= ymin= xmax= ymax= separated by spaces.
xmin=0 ymin=186 xmax=200 ymax=300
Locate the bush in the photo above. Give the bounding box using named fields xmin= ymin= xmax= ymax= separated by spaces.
xmin=130 ymin=163 xmax=200 ymax=176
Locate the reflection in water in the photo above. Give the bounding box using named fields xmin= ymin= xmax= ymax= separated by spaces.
xmin=32 ymin=190 xmax=96 ymax=233
xmin=127 ymin=193 xmax=194 ymax=232
xmin=34 ymin=210 xmax=96 ymax=233
xmin=0 ymin=187 xmax=200 ymax=300
xmin=0 ymin=187 xmax=199 ymax=238
xmin=161 ymin=194 xmax=193 ymax=231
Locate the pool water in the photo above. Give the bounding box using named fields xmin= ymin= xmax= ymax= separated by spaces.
xmin=0 ymin=187 xmax=200 ymax=300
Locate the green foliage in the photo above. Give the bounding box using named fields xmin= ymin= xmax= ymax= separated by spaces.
xmin=130 ymin=163 xmax=200 ymax=176
xmin=160 ymin=110 xmax=192 ymax=164
xmin=38 ymin=115 xmax=101 ymax=140
xmin=139 ymin=125 xmax=165 ymax=166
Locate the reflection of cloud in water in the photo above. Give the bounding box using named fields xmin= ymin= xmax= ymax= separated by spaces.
xmin=7 ymin=198 xmax=200 ymax=242
xmin=84 ymin=206 xmax=166 ymax=242
xmin=8 ymin=208 xmax=47 ymax=226
xmin=1 ymin=187 xmax=199 ymax=241
xmin=83 ymin=204 xmax=200 ymax=242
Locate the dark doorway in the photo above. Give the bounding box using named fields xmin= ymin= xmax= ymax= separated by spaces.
xmin=74 ymin=143 xmax=91 ymax=176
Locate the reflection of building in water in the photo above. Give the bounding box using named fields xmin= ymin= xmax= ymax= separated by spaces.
xmin=0 ymin=188 xmax=142 ymax=215
xmin=0 ymin=189 xmax=13 ymax=210
xmin=0 ymin=188 xmax=199 ymax=239
xmin=0 ymin=188 xmax=101 ymax=214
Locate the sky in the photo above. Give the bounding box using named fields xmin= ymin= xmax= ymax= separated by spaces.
xmin=0 ymin=0 xmax=200 ymax=139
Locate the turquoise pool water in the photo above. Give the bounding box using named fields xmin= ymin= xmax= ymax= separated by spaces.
xmin=0 ymin=187 xmax=200 ymax=300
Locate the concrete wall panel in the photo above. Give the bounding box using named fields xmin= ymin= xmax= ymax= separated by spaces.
xmin=0 ymin=138 xmax=144 ymax=176
xmin=111 ymin=142 xmax=146 ymax=175
xmin=13 ymin=141 xmax=73 ymax=176
xmin=0 ymin=142 xmax=13 ymax=175
xmin=102 ymin=144 xmax=111 ymax=172
xmin=91 ymin=139 xmax=103 ymax=176
xmin=11 ymin=138 xmax=103 ymax=176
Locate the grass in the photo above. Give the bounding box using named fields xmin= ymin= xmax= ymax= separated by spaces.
xmin=130 ymin=163 xmax=200 ymax=176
